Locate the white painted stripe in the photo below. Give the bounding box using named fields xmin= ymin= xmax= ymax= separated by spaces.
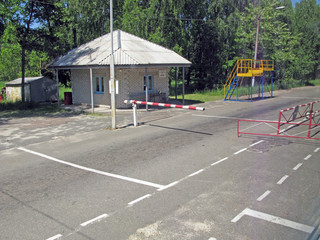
xmin=46 ymin=234 xmax=62 ymax=240
xmin=80 ymin=214 xmax=108 ymax=227
xmin=257 ymin=190 xmax=271 ymax=201
xmin=304 ymin=154 xmax=312 ymax=160
xmin=250 ymin=140 xmax=264 ymax=147
xmin=232 ymin=208 xmax=314 ymax=233
xmin=18 ymin=147 xmax=165 ymax=189
xmin=314 ymin=148 xmax=320 ymax=153
xmin=157 ymin=181 xmax=179 ymax=191
xmin=128 ymin=194 xmax=152 ymax=206
xmin=277 ymin=175 xmax=289 ymax=185
xmin=293 ymin=163 xmax=303 ymax=171
xmin=188 ymin=169 xmax=204 ymax=177
xmin=211 ymin=157 xmax=228 ymax=166
xmin=234 ymin=148 xmax=248 ymax=155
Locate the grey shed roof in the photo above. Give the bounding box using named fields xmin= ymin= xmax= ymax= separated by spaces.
xmin=6 ymin=76 xmax=46 ymax=86
xmin=49 ymin=30 xmax=191 ymax=69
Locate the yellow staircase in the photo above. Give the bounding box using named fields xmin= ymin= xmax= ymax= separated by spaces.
xmin=224 ymin=59 xmax=274 ymax=98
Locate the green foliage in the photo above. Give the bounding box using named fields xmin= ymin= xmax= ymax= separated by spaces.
xmin=0 ymin=0 xmax=319 ymax=96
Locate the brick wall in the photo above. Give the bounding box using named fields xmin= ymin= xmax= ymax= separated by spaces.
xmin=71 ymin=67 xmax=169 ymax=108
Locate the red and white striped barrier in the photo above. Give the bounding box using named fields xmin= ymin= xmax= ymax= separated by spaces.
xmin=124 ymin=100 xmax=205 ymax=127
xmin=280 ymin=100 xmax=320 ymax=112
xmin=124 ymin=100 xmax=205 ymax=111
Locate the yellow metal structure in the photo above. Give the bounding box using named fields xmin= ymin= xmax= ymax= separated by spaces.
xmin=224 ymin=59 xmax=274 ymax=97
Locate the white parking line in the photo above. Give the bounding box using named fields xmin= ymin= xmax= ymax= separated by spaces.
xmin=80 ymin=214 xmax=108 ymax=227
xmin=314 ymin=148 xmax=320 ymax=153
xmin=188 ymin=169 xmax=204 ymax=177
xmin=128 ymin=194 xmax=152 ymax=206
xmin=232 ymin=208 xmax=314 ymax=233
xmin=18 ymin=147 xmax=165 ymax=189
xmin=250 ymin=140 xmax=264 ymax=147
xmin=293 ymin=163 xmax=303 ymax=171
xmin=304 ymin=154 xmax=312 ymax=160
xmin=277 ymin=175 xmax=289 ymax=185
xmin=234 ymin=148 xmax=248 ymax=155
xmin=257 ymin=190 xmax=271 ymax=201
xmin=46 ymin=234 xmax=62 ymax=240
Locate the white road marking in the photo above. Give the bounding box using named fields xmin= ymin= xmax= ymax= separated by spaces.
xmin=293 ymin=163 xmax=303 ymax=171
xmin=314 ymin=148 xmax=320 ymax=153
xmin=80 ymin=214 xmax=108 ymax=227
xmin=304 ymin=154 xmax=312 ymax=160
xmin=188 ymin=169 xmax=204 ymax=177
xmin=250 ymin=140 xmax=264 ymax=147
xmin=234 ymin=148 xmax=248 ymax=155
xmin=231 ymin=208 xmax=314 ymax=233
xmin=46 ymin=234 xmax=62 ymax=240
xmin=257 ymin=190 xmax=271 ymax=201
xmin=157 ymin=181 xmax=179 ymax=191
xmin=18 ymin=147 xmax=165 ymax=189
xmin=277 ymin=175 xmax=289 ymax=185
xmin=211 ymin=157 xmax=228 ymax=166
xmin=128 ymin=194 xmax=152 ymax=206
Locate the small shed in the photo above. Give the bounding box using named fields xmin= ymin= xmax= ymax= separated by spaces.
xmin=6 ymin=76 xmax=58 ymax=102
xmin=48 ymin=29 xmax=191 ymax=109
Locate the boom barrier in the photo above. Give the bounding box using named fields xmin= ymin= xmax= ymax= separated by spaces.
xmin=124 ymin=100 xmax=205 ymax=127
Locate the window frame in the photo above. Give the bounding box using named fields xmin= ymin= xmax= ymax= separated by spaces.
xmin=144 ymin=75 xmax=154 ymax=92
xmin=94 ymin=76 xmax=104 ymax=94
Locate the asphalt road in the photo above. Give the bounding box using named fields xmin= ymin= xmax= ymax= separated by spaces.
xmin=1 ymin=86 xmax=320 ymax=240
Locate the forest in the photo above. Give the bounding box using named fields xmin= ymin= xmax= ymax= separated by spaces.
xmin=0 ymin=0 xmax=319 ymax=94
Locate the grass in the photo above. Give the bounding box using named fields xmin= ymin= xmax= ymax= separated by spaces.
xmin=59 ymin=84 xmax=72 ymax=102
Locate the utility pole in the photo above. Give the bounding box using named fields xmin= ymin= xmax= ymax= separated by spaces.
xmin=110 ymin=0 xmax=116 ymax=129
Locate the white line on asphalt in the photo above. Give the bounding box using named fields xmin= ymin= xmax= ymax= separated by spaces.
xmin=293 ymin=163 xmax=303 ymax=171
xmin=257 ymin=190 xmax=271 ymax=201
xmin=128 ymin=194 xmax=152 ymax=206
xmin=231 ymin=208 xmax=314 ymax=233
xmin=234 ymin=148 xmax=248 ymax=155
xmin=18 ymin=147 xmax=165 ymax=189
xmin=304 ymin=154 xmax=312 ymax=160
xmin=250 ymin=140 xmax=264 ymax=147
xmin=157 ymin=181 xmax=179 ymax=191
xmin=80 ymin=214 xmax=108 ymax=227
xmin=46 ymin=234 xmax=62 ymax=240
xmin=188 ymin=169 xmax=204 ymax=177
xmin=315 ymin=148 xmax=320 ymax=153
xmin=277 ymin=175 xmax=289 ymax=185
xmin=211 ymin=157 xmax=228 ymax=166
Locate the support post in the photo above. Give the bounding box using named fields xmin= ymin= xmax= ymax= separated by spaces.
xmin=182 ymin=67 xmax=185 ymax=105
xmin=132 ymin=103 xmax=137 ymax=127
xmin=145 ymin=67 xmax=148 ymax=111
xmin=90 ymin=68 xmax=94 ymax=113
xmin=56 ymin=69 xmax=59 ymax=105
xmin=308 ymin=111 xmax=313 ymax=138
xmin=110 ymin=0 xmax=116 ymax=129
xmin=277 ymin=111 xmax=282 ymax=135
xmin=271 ymin=72 xmax=273 ymax=98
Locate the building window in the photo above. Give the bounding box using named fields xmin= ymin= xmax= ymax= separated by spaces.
xmin=144 ymin=75 xmax=154 ymax=92
xmin=95 ymin=76 xmax=104 ymax=94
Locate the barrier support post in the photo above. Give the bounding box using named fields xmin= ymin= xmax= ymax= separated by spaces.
xmin=308 ymin=111 xmax=313 ymax=138
xmin=132 ymin=103 xmax=138 ymax=127
xmin=237 ymin=119 xmax=240 ymax=137
xmin=277 ymin=111 xmax=282 ymax=135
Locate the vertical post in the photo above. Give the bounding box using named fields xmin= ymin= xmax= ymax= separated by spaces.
xmin=253 ymin=15 xmax=261 ymax=87
xmin=308 ymin=111 xmax=313 ymax=138
xmin=237 ymin=119 xmax=240 ymax=137
xmin=132 ymin=103 xmax=137 ymax=127
xmin=145 ymin=67 xmax=148 ymax=111
xmin=182 ymin=67 xmax=185 ymax=105
xmin=56 ymin=69 xmax=59 ymax=105
xmin=250 ymin=77 xmax=253 ymax=101
xmin=175 ymin=67 xmax=177 ymax=100
xmin=277 ymin=111 xmax=282 ymax=135
xmin=271 ymin=73 xmax=274 ymax=97
xmin=262 ymin=76 xmax=264 ymax=99
xmin=110 ymin=0 xmax=116 ymax=129
xmin=90 ymin=68 xmax=94 ymax=113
